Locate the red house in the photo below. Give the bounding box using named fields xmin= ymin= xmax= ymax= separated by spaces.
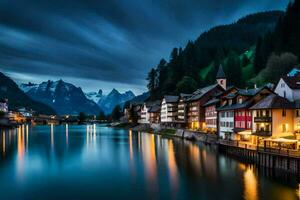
xmin=232 ymin=87 xmax=273 ymax=141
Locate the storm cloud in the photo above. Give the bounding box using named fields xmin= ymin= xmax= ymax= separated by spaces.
xmin=0 ymin=0 xmax=289 ymax=94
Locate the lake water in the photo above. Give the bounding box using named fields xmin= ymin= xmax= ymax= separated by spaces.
xmin=0 ymin=124 xmax=299 ymax=200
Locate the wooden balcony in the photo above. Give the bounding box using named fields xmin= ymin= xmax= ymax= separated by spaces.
xmin=254 ymin=116 xmax=272 ymax=123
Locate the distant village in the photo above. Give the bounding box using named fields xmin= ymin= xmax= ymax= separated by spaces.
xmin=124 ymin=65 xmax=300 ymax=153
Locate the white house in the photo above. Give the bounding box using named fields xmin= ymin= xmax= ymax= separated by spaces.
xmin=160 ymin=95 xmax=179 ymax=124
xmin=138 ymin=103 xmax=150 ymax=124
xmin=0 ymin=98 xmax=8 ymax=113
xmin=218 ymin=110 xmax=234 ymax=139
xmin=275 ymin=68 xmax=300 ymax=102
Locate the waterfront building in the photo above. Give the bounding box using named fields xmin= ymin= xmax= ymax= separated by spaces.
xmin=124 ymin=102 xmax=143 ymax=123
xmin=186 ymin=65 xmax=226 ymax=130
xmin=217 ymin=87 xmax=238 ymax=139
xmin=274 ymin=67 xmax=300 ymax=101
xmin=250 ymin=93 xmax=296 ymax=148
xmin=139 ymin=101 xmax=161 ymax=124
xmin=139 ymin=103 xmax=150 ymax=124
xmin=160 ymin=95 xmax=179 ymax=125
xmin=186 ymin=84 xmax=224 ymax=130
xmin=0 ymin=98 xmax=8 ymax=113
xmin=148 ymin=104 xmax=161 ymax=124
xmin=177 ymin=93 xmax=191 ymax=126
xmin=203 ymin=97 xmax=220 ymax=134
xmin=218 ymin=87 xmax=272 ymax=141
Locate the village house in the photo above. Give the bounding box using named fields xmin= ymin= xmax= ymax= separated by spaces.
xmin=139 ymin=103 xmax=150 ymax=124
xmin=160 ymin=95 xmax=179 ymax=126
xmin=250 ymin=93 xmax=297 ymax=149
xmin=217 ymin=86 xmax=272 ymax=141
xmin=148 ymin=104 xmax=161 ymax=124
xmin=177 ymin=93 xmax=191 ymax=126
xmin=0 ymin=98 xmax=8 ymax=113
xmin=187 ymin=84 xmax=224 ymax=130
xmin=124 ymin=102 xmax=142 ymax=123
xmin=203 ymin=97 xmax=220 ymax=134
xmin=274 ymin=67 xmax=300 ymax=101
xmin=217 ymin=87 xmax=239 ymax=139
xmin=186 ymin=65 xmax=226 ymax=130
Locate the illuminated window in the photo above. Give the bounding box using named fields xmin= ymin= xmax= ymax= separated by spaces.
xmin=282 ymin=124 xmax=287 ymax=132
xmin=238 ymin=97 xmax=243 ymax=104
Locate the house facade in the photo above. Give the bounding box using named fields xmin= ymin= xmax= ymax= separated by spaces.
xmin=203 ymin=98 xmax=220 ymax=133
xmin=0 ymin=98 xmax=8 ymax=113
xmin=177 ymin=94 xmax=191 ymax=125
xmin=186 ymin=65 xmax=226 ymax=130
xmin=217 ymin=87 xmax=238 ymax=139
xmin=160 ymin=95 xmax=179 ymax=124
xmin=274 ymin=69 xmax=300 ymax=101
xmin=187 ymin=84 xmax=224 ymax=130
xmin=139 ymin=103 xmax=150 ymax=124
xmin=250 ymin=94 xmax=296 ymax=147
xmin=148 ymin=105 xmax=161 ymax=124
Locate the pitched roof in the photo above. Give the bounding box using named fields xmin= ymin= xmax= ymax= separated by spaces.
xmin=216 ymin=65 xmax=226 ymax=79
xmin=187 ymin=84 xmax=219 ymax=101
xmin=250 ymin=94 xmax=295 ymax=110
xmin=217 ymin=100 xmax=253 ymax=111
xmin=164 ymin=95 xmax=179 ymax=103
xmin=148 ymin=105 xmax=161 ymax=113
xmin=282 ymin=74 xmax=300 ymax=89
xmin=203 ymin=98 xmax=220 ymax=107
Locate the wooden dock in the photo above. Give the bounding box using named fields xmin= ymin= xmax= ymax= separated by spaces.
xmin=219 ymin=140 xmax=300 ymax=173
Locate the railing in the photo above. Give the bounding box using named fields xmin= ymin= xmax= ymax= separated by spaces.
xmin=252 ymin=131 xmax=272 ymax=137
xmin=254 ymin=116 xmax=272 ymax=123
xmin=219 ymin=139 xmax=300 ymax=158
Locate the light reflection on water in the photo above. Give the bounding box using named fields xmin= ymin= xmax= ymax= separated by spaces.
xmin=0 ymin=124 xmax=298 ymax=200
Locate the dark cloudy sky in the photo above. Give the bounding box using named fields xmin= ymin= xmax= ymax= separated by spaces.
xmin=0 ymin=0 xmax=290 ymax=94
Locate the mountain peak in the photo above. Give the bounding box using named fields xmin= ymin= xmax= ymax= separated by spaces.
xmin=109 ymin=88 xmax=121 ymax=96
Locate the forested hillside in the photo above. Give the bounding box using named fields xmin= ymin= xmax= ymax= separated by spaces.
xmin=146 ymin=11 xmax=285 ymax=100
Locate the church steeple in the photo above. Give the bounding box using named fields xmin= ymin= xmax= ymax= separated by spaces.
xmin=216 ymin=65 xmax=226 ymax=90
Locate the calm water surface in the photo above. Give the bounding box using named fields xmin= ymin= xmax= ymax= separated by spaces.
xmin=0 ymin=124 xmax=299 ymax=200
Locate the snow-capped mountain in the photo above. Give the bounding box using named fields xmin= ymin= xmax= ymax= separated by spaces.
xmin=19 ymin=82 xmax=38 ymax=93
xmin=21 ymin=80 xmax=101 ymax=115
xmin=86 ymin=88 xmax=135 ymax=114
xmin=85 ymin=89 xmax=103 ymax=104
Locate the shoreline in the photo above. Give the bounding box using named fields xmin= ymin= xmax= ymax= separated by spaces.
xmin=112 ymin=122 xmax=300 ymax=174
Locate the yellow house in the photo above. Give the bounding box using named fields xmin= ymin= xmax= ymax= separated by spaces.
xmin=250 ymin=94 xmax=296 ymax=148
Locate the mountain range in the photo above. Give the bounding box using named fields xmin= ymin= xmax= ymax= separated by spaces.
xmin=20 ymin=80 xmax=101 ymax=115
xmin=20 ymin=80 xmax=138 ymax=115
xmin=0 ymin=72 xmax=55 ymax=115
xmin=85 ymin=88 xmax=135 ymax=114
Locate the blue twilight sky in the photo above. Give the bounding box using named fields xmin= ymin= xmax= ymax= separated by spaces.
xmin=0 ymin=0 xmax=290 ymax=95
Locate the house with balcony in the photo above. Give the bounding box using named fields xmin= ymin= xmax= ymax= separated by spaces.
xmin=139 ymin=101 xmax=161 ymax=124
xmin=250 ymin=93 xmax=296 ymax=148
xmin=177 ymin=93 xmax=191 ymax=126
xmin=139 ymin=103 xmax=150 ymax=124
xmin=186 ymin=65 xmax=226 ymax=130
xmin=217 ymin=87 xmax=239 ymax=139
xmin=148 ymin=104 xmax=161 ymax=124
xmin=160 ymin=95 xmax=179 ymax=126
xmin=186 ymin=84 xmax=224 ymax=130
xmin=217 ymin=86 xmax=272 ymax=140
xmin=203 ymin=98 xmax=220 ymax=134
